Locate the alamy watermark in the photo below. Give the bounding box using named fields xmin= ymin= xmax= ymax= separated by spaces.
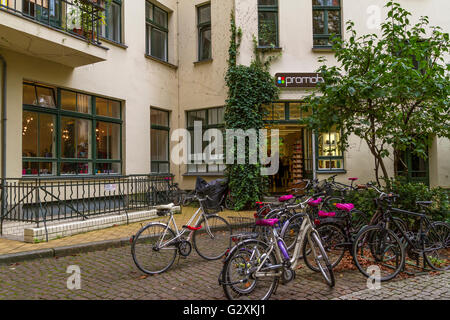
xmin=171 ymin=121 xmax=280 ymax=175
xmin=66 ymin=265 xmax=81 ymax=290
xmin=366 ymin=265 xmax=381 ymax=290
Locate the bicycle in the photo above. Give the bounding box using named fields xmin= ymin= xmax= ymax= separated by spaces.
xmin=131 ymin=194 xmax=232 ymax=274
xmin=352 ymin=186 xmax=450 ymax=281
xmin=220 ymin=196 xmax=335 ymax=300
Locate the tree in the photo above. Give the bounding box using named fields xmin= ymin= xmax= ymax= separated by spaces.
xmin=302 ymin=1 xmax=450 ymax=186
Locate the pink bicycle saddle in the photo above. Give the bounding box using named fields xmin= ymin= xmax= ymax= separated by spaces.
xmin=335 ymin=203 xmax=355 ymax=212
xmin=348 ymin=177 xmax=358 ymax=181
xmin=255 ymin=219 xmax=279 ymax=227
xmin=308 ymin=198 xmax=322 ymax=206
xmin=318 ymin=211 xmax=336 ymax=217
xmin=279 ymin=195 xmax=294 ymax=202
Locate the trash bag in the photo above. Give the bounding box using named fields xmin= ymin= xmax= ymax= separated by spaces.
xmin=195 ymin=177 xmax=229 ymax=210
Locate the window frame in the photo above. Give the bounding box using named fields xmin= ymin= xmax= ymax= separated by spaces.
xmin=257 ymin=0 xmax=279 ymax=48
xmin=145 ymin=1 xmax=169 ymax=62
xmin=100 ymin=0 xmax=122 ymax=44
xmin=197 ymin=3 xmax=212 ymax=61
xmin=22 ymin=82 xmax=123 ymax=177
xmin=150 ymin=108 xmax=170 ymax=174
xmin=315 ymin=129 xmax=345 ymax=172
xmin=186 ymin=106 xmax=225 ymax=174
xmin=312 ymin=0 xmax=342 ymax=48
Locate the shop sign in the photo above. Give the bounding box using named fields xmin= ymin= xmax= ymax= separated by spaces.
xmin=275 ymin=73 xmax=324 ymax=88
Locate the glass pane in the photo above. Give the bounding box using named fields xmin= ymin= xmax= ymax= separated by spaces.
xmin=313 ymin=10 xmax=325 ymax=34
xmin=151 ymin=162 xmax=159 ymax=173
xmin=188 ymin=110 xmax=206 ymax=127
xmin=22 ymin=111 xmax=38 ymax=157
xmin=314 ymin=38 xmax=329 ymax=46
xmin=318 ymin=130 xmax=341 ymax=156
xmin=61 ymin=90 xmax=77 ymax=112
xmin=61 ymin=163 xmax=90 ymax=175
xmin=95 ymin=162 xmax=121 ymax=175
xmin=208 ymin=108 xmax=218 ymax=125
xmin=77 ymin=93 xmax=91 ymax=114
xmin=199 ymin=28 xmax=212 ymax=60
xmin=22 ymin=161 xmax=39 ymax=176
xmin=198 ymin=4 xmax=210 ymax=24
xmin=151 ymin=28 xmax=168 ymax=61
xmin=61 ymin=117 xmax=91 ymax=159
xmin=38 ymin=113 xmax=55 ymax=158
xmin=106 ymin=2 xmax=121 ymax=42
xmin=187 ymin=164 xmax=197 ymax=173
xmin=96 ymin=98 xmax=108 ymax=116
xmin=151 ymin=109 xmax=169 ymax=127
xmin=313 ymin=0 xmax=340 ymax=6
xmin=39 ymin=162 xmax=55 ymax=176
xmin=96 ymin=122 xmax=120 ymax=160
xmin=328 ymin=10 xmax=340 ymax=34
xmin=159 ymin=163 xmax=169 ymax=173
xmin=217 ymin=107 xmax=224 ymax=124
xmin=145 ymin=1 xmax=153 ymax=19
xmin=289 ymin=103 xmax=302 ymax=120
xmin=258 ymin=0 xmax=277 ymax=5
xmin=273 ymin=103 xmax=285 ymax=120
xmin=262 ymin=103 xmax=272 ymax=120
xmin=36 ymin=86 xmax=56 ymax=108
xmin=151 ymin=129 xmax=169 ymax=161
xmin=23 ymin=84 xmax=37 ymax=105
xmin=153 ymin=6 xmax=167 ymax=28
xmin=258 ymin=11 xmax=277 ymax=46
xmin=110 ymin=100 xmax=121 ymax=118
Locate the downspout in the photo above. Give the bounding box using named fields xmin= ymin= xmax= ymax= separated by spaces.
xmin=0 ymin=53 xmax=7 ymax=236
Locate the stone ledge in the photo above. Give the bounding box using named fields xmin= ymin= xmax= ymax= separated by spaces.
xmin=23 ymin=206 xmax=181 ymax=243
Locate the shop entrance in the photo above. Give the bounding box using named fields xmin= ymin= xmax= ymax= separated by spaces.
xmin=265 ymin=124 xmax=314 ymax=194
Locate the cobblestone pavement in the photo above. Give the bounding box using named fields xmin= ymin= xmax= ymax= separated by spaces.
xmin=0 ymin=245 xmax=447 ymax=300
xmin=336 ymin=272 xmax=450 ymax=300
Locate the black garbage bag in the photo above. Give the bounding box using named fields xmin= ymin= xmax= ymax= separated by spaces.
xmin=195 ymin=177 xmax=228 ymax=210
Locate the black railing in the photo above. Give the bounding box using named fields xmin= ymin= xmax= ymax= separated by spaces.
xmin=0 ymin=174 xmax=176 ymax=233
xmin=0 ymin=0 xmax=104 ymax=45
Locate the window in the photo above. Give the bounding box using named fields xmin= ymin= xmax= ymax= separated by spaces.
xmin=258 ymin=0 xmax=278 ymax=47
xmin=22 ymin=83 xmax=122 ymax=176
xmin=312 ymin=0 xmax=341 ymax=47
xmin=151 ymin=108 xmax=170 ymax=173
xmin=146 ymin=1 xmax=168 ymax=62
xmin=186 ymin=107 xmax=225 ymax=174
xmin=396 ymin=148 xmax=429 ymax=185
xmin=262 ymin=102 xmax=311 ymax=121
xmin=100 ymin=0 xmax=122 ymax=43
xmin=197 ymin=3 xmax=211 ymax=61
xmin=317 ymin=129 xmax=344 ymax=171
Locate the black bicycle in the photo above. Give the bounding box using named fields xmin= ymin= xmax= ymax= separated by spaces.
xmin=352 ymin=187 xmax=450 ymax=281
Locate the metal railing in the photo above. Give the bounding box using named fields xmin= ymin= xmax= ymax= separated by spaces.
xmin=0 ymin=0 xmax=104 ymax=45
xmin=0 ymin=174 xmax=176 ymax=234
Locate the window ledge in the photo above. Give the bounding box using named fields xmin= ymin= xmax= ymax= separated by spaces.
xmin=144 ymin=54 xmax=178 ymax=70
xmin=194 ymin=58 xmax=213 ymax=65
xmin=183 ymin=172 xmax=225 ymax=177
xmin=99 ymin=37 xmax=128 ymax=50
xmin=256 ymin=46 xmax=283 ymax=52
xmin=312 ymin=46 xmax=334 ymax=52
xmin=316 ymin=170 xmax=347 ymax=174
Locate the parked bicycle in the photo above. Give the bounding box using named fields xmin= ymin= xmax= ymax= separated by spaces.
xmin=352 ymin=183 xmax=450 ymax=281
xmin=220 ymin=195 xmax=335 ymax=300
xmin=131 ymin=184 xmax=232 ymax=275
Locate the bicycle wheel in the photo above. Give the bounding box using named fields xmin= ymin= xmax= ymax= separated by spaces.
xmin=352 ymin=225 xmax=405 ymax=281
xmin=302 ymin=231 xmax=335 ymax=287
xmin=193 ymin=215 xmax=232 ymax=260
xmin=221 ymin=240 xmax=279 ymax=300
xmin=131 ymin=223 xmax=178 ymax=275
xmin=311 ymin=223 xmax=346 ymax=269
xmin=423 ymin=221 xmax=450 ymax=271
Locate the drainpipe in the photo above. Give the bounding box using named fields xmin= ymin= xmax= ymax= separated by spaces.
xmin=0 ymin=53 xmax=6 ymax=236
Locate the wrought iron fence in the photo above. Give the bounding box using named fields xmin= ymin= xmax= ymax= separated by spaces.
xmin=0 ymin=174 xmax=176 ymax=234
xmin=0 ymin=0 xmax=105 ymax=45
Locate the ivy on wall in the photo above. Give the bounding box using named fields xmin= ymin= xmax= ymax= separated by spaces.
xmin=225 ymin=13 xmax=279 ymax=210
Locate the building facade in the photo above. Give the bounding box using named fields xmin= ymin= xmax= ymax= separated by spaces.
xmin=1 ymin=0 xmax=449 ymax=194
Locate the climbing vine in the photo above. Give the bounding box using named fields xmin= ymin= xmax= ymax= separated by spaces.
xmin=225 ymin=13 xmax=279 ymax=210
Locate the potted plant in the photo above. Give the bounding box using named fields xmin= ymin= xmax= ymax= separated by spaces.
xmin=69 ymin=0 xmax=111 ymax=42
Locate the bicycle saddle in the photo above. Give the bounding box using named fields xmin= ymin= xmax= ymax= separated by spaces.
xmin=307 ymin=198 xmax=322 ymax=206
xmin=318 ymin=211 xmax=336 ymax=217
xmin=335 ymin=203 xmax=355 ymax=212
xmin=255 ymin=219 xmax=279 ymax=227
xmin=279 ymin=195 xmax=294 ymax=202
